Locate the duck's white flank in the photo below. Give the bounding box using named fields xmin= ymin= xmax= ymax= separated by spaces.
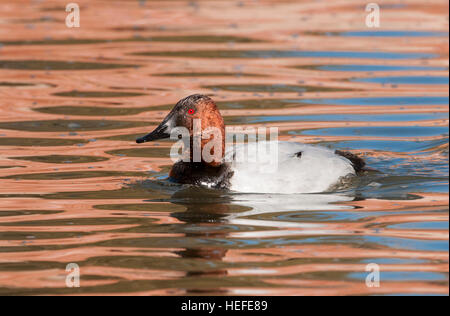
xmin=226 ymin=141 xmax=355 ymax=194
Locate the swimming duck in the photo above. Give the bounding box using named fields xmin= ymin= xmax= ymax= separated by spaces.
xmin=136 ymin=94 xmax=365 ymax=194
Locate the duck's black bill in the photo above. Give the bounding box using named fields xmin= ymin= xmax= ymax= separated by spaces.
xmin=136 ymin=124 xmax=170 ymax=143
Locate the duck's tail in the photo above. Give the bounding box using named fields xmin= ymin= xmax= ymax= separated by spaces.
xmin=335 ymin=150 xmax=368 ymax=174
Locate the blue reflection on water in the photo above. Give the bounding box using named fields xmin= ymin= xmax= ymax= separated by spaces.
xmin=296 ymin=96 xmax=449 ymax=106
xmin=320 ymin=138 xmax=449 ymax=153
xmin=349 ymin=271 xmax=447 ymax=282
xmin=316 ymin=64 xmax=447 ymax=72
xmin=352 ymin=76 xmax=449 ymax=85
xmin=339 ymin=31 xmax=449 ymax=37
xmin=294 ymin=126 xmax=449 ymax=137
xmin=241 ymin=50 xmax=437 ymax=60
xmin=388 ymin=221 xmax=449 ymax=230
xmin=230 ymin=113 xmax=448 ymax=124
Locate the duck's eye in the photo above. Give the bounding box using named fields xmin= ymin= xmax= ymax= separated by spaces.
xmin=187 ymin=108 xmax=195 ymax=115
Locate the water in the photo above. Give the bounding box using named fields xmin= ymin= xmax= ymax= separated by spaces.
xmin=0 ymin=0 xmax=448 ymax=296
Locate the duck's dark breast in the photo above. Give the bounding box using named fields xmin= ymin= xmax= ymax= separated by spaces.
xmin=169 ymin=161 xmax=234 ymax=189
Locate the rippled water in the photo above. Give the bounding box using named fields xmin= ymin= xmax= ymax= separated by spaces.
xmin=0 ymin=0 xmax=448 ymax=296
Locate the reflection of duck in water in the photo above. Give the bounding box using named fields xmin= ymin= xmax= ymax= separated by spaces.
xmin=136 ymin=94 xmax=366 ymax=194
xmin=164 ymin=187 xmax=356 ymax=294
xmin=169 ymin=189 xmax=231 ymax=295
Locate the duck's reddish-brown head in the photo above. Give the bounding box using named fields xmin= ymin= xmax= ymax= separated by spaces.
xmin=136 ymin=94 xmax=225 ymax=166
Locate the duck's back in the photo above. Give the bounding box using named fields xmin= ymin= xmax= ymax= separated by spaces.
xmin=226 ymin=141 xmax=356 ymax=194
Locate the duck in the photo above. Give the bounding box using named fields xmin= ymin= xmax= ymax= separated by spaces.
xmin=136 ymin=94 xmax=366 ymax=194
